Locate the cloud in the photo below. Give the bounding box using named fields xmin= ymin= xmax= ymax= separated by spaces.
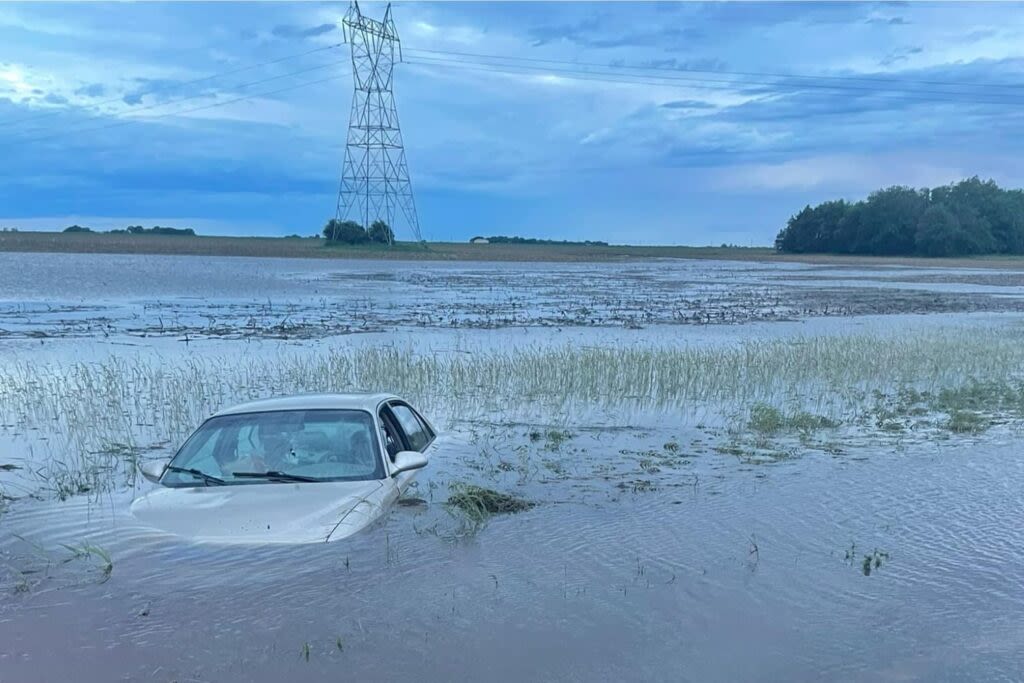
xmin=118 ymin=76 xmax=220 ymax=109
xmin=866 ymin=15 xmax=908 ymax=25
xmin=526 ymin=16 xmax=602 ymax=47
xmin=879 ymin=45 xmax=924 ymax=67
xmin=693 ymin=2 xmax=872 ymax=28
xmin=609 ymin=57 xmax=729 ymax=72
xmin=526 ymin=12 xmax=704 ymax=50
xmin=271 ymin=23 xmax=337 ymax=40
xmin=660 ymin=100 xmax=717 ymax=110
xmin=0 ymin=63 xmax=49 ymax=103
xmin=709 ymin=154 xmax=967 ymax=193
xmin=74 ymin=82 xmax=105 ymax=98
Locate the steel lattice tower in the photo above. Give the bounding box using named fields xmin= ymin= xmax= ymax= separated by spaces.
xmin=335 ymin=1 xmax=421 ymax=243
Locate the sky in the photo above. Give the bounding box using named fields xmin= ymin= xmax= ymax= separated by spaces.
xmin=1 ymin=1 xmax=1023 ymax=245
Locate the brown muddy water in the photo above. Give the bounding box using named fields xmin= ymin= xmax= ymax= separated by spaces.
xmin=1 ymin=252 xmax=1024 ymax=682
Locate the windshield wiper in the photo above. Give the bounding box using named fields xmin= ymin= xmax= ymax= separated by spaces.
xmin=165 ymin=465 xmax=225 ymax=486
xmin=231 ymin=470 xmax=320 ymax=483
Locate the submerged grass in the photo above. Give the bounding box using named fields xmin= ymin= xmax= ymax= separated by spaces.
xmin=2 ymin=325 xmax=1024 ymax=498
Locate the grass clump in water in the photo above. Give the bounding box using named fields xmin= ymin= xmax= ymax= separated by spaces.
xmin=543 ymin=430 xmax=573 ymax=450
xmin=446 ymin=483 xmax=533 ymax=525
xmin=945 ymin=409 xmax=989 ymax=434
xmin=747 ymin=403 xmax=839 ymax=435
xmin=861 ymin=549 xmax=890 ymax=576
xmin=845 ymin=543 xmax=889 ymax=576
xmin=61 ymin=542 xmax=113 ymax=582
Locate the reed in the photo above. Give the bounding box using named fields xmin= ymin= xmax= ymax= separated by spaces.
xmin=1 ymin=325 xmax=1022 ymax=498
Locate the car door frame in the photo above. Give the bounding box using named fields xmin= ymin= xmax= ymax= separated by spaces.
xmin=376 ymin=399 xmax=436 ymax=485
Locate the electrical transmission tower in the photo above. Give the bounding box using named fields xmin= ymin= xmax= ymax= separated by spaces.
xmin=335 ymin=1 xmax=422 ymax=243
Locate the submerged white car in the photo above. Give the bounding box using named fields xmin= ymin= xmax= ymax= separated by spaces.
xmin=130 ymin=393 xmax=436 ymax=544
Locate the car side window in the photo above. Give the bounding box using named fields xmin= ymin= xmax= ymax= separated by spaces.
xmin=410 ymin=406 xmax=435 ymax=440
xmin=390 ymin=404 xmax=432 ymax=452
xmin=378 ymin=409 xmax=404 ymax=461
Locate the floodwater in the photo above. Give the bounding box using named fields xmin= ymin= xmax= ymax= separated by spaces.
xmin=1 ymin=252 xmax=1024 ymax=681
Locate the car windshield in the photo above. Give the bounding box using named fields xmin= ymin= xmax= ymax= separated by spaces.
xmin=162 ymin=409 xmax=383 ymax=486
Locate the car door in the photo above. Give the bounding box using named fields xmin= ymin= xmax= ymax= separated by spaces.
xmin=375 ymin=406 xmax=406 ymax=502
xmin=379 ymin=401 xmax=436 ymax=491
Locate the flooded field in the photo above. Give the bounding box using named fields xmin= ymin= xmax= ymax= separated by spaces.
xmin=2 ymin=252 xmax=1024 ymax=681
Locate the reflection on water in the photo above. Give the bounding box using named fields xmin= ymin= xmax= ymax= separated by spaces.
xmin=1 ymin=429 xmax=1023 ymax=681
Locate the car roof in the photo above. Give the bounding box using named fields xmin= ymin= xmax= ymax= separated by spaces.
xmin=212 ymin=392 xmax=400 ymax=417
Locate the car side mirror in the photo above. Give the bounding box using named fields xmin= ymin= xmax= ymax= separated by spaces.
xmin=139 ymin=458 xmax=170 ymax=484
xmin=391 ymin=450 xmax=428 ymax=476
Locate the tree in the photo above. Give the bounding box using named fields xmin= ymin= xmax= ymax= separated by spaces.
xmin=63 ymin=225 xmax=92 ymax=233
xmin=846 ymin=186 xmax=928 ymax=255
xmin=934 ymin=177 xmax=1016 ymax=253
xmin=774 ymin=177 xmax=1023 ymax=257
xmin=915 ymin=204 xmax=969 ymax=257
xmin=367 ymin=220 xmax=394 ymax=244
xmin=322 ymin=219 xmax=368 ymax=244
xmin=776 ymin=200 xmax=850 ymax=253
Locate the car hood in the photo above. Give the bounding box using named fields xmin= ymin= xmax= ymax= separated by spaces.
xmin=130 ymin=479 xmax=387 ymax=544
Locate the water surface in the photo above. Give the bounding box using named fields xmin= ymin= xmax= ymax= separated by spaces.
xmin=1 ymin=252 xmax=1023 ymax=681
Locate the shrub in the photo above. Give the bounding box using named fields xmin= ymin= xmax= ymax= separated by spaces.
xmin=367 ymin=220 xmax=394 ymax=244
xmin=322 ymin=219 xmax=368 ymax=244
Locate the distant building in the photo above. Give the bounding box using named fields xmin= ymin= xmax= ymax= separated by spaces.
xmin=470 ymin=236 xmax=489 ymax=244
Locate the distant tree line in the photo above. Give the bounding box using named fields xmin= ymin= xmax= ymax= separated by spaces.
xmin=776 ymin=177 xmax=1024 ymax=257
xmin=322 ymin=219 xmax=394 ymax=244
xmin=63 ymin=225 xmax=196 ymax=236
xmin=474 ymin=235 xmax=610 ymax=246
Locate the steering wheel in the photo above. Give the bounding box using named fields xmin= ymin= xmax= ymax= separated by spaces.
xmin=318 ymin=449 xmax=347 ymax=464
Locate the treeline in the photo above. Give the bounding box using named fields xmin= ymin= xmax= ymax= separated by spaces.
xmin=776 ymin=178 xmax=1024 ymax=257
xmin=322 ymin=219 xmax=394 ymax=244
xmin=475 ymin=235 xmax=610 ymax=246
xmin=63 ymin=225 xmax=196 ymax=236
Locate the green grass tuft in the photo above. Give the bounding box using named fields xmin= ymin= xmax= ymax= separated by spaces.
xmin=946 ymin=409 xmax=989 ymax=434
xmin=747 ymin=403 xmax=839 ymax=435
xmin=446 ymin=484 xmax=533 ymax=525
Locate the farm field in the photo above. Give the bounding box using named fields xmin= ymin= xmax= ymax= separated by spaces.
xmin=1 ymin=252 xmax=1023 ymax=681
xmin=9 ymin=229 xmax=1024 ymax=268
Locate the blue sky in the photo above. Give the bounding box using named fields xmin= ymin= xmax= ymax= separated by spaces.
xmin=1 ymin=1 xmax=1023 ymax=245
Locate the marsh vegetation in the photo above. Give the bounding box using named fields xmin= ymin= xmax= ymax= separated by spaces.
xmin=2 ymin=325 xmax=1024 ymax=502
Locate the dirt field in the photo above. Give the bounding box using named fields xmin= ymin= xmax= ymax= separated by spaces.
xmin=6 ymin=230 xmax=1024 ymax=267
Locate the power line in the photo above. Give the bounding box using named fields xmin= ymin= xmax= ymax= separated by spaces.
xmin=406 ymin=52 xmax=1024 ymax=104
xmin=7 ymin=31 xmax=1019 ymax=153
xmin=4 ymin=59 xmax=348 ymax=146
xmin=3 ymin=42 xmax=345 ymax=129
xmin=405 ymin=46 xmax=1024 ymax=92
xmin=9 ymin=72 xmax=344 ymax=147
xmin=404 ymin=54 xmax=1024 ymax=107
